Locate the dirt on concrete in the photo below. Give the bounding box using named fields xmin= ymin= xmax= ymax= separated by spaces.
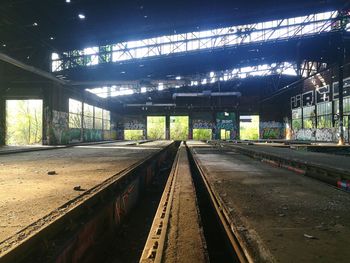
xmin=0 ymin=141 xmax=170 ymax=243
xmin=163 ymin=146 xmax=208 ymax=263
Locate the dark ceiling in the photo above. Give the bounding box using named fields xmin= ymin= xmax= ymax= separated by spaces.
xmin=0 ymin=0 xmax=349 ymax=103
xmin=0 ymin=0 xmax=347 ymax=55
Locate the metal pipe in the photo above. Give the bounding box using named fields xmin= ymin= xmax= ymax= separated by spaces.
xmin=172 ymin=91 xmax=241 ymax=99
xmin=126 ymin=103 xmax=176 ymax=107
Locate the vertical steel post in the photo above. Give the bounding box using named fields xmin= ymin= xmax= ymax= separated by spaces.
xmin=338 ymin=32 xmax=345 ymax=145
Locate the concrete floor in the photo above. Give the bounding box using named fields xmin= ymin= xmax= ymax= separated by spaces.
xmin=0 ymin=141 xmax=171 ymax=243
xmin=189 ymin=142 xmax=350 ymax=262
xmin=230 ymin=143 xmax=350 ymax=175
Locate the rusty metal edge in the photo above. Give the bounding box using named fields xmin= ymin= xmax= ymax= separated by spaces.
xmin=188 ymin=145 xmax=253 ymax=263
xmin=139 ymin=142 xmax=182 ymax=263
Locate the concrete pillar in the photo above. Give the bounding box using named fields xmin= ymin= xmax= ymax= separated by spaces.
xmin=212 ymin=112 xmax=218 ymax=140
xmin=42 ymin=86 xmax=52 ymax=145
xmin=188 ymin=113 xmax=193 ymax=140
xmin=0 ymin=91 xmax=5 ymax=146
xmin=143 ymin=115 xmax=147 ymax=140
xmin=338 ymin=33 xmax=345 ymax=145
xmin=166 ymin=115 xmax=170 ymax=140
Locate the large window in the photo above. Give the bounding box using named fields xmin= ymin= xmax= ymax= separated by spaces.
xmin=317 ymin=102 xmax=332 ymax=128
xmin=103 ymin=110 xmax=111 ymax=130
xmin=69 ymin=99 xmax=111 ymax=132
xmin=303 ymin=106 xmax=316 ymax=128
xmin=94 ymin=107 xmax=103 ymax=130
xmin=334 ymin=97 xmax=350 ymax=128
xmin=69 ymin=99 xmax=82 ymax=128
xmin=83 ymin=103 xmax=94 ymax=129
xmin=292 ymin=108 xmax=302 ymax=129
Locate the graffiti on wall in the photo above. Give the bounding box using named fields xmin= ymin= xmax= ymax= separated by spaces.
xmin=49 ymin=110 xmax=70 ymax=144
xmin=124 ymin=120 xmax=146 ymax=130
xmin=192 ymin=119 xmax=214 ymax=129
xmin=124 ymin=117 xmax=146 ymax=130
xmin=216 ymin=112 xmax=238 ymax=139
xmin=84 ymin=129 xmax=102 ymax=142
xmin=46 ymin=109 xmax=108 ymax=145
xmin=260 ymin=122 xmax=285 ymax=139
xmin=292 ymin=128 xmax=339 ymax=142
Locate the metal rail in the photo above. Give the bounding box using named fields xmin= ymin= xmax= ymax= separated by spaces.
xmin=141 ymin=143 xmax=253 ymax=263
xmin=139 ymin=143 xmax=182 ymax=263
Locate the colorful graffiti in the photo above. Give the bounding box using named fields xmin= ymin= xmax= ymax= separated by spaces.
xmin=293 ymin=128 xmax=339 ymax=142
xmin=84 ymin=129 xmax=103 ymax=142
xmin=46 ymin=109 xmax=111 ymax=145
xmin=260 ymin=122 xmax=285 ymax=139
xmin=216 ymin=112 xmax=238 ymax=139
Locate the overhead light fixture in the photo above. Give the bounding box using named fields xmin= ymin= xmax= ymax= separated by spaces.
xmin=78 ymin=14 xmax=85 ymax=19
xmin=50 ymin=37 xmax=55 ymax=40
xmin=2 ymin=44 xmax=6 ymax=47
xmin=33 ymin=22 xmax=38 ymax=26
xmin=66 ymin=0 xmax=71 ymax=3
xmin=175 ymin=76 xmax=181 ymax=80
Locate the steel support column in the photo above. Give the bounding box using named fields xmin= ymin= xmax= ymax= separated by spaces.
xmin=338 ymin=31 xmax=345 ymax=145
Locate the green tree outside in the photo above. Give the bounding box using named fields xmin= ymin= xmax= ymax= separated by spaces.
xmin=170 ymin=116 xmax=189 ymax=140
xmin=6 ymin=100 xmax=43 ymax=145
xmin=147 ymin=116 xmax=166 ymax=139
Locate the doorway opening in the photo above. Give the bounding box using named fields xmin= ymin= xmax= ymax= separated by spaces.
xmin=170 ymin=116 xmax=189 ymax=140
xmin=220 ymin=129 xmax=231 ymax=140
xmin=240 ymin=115 xmax=259 ymax=140
xmin=147 ymin=116 xmax=166 ymax=139
xmin=6 ymin=100 xmax=43 ymax=145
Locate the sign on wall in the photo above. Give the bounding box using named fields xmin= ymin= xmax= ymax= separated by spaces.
xmin=291 ymin=78 xmax=350 ymax=110
xmin=333 ymin=77 xmax=350 ymax=100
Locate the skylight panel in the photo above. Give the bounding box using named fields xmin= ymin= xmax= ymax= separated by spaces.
xmin=52 ymin=10 xmax=341 ymax=72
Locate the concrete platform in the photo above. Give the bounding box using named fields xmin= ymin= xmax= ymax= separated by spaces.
xmin=188 ymin=142 xmax=350 ymax=262
xmin=0 ymin=140 xmax=150 ymax=155
xmin=0 ymin=141 xmax=171 ymax=244
xmin=163 ymin=145 xmax=207 ymax=263
xmin=220 ymin=143 xmax=350 ymax=189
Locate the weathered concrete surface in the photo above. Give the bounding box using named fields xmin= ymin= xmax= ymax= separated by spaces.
xmin=189 ymin=142 xmax=350 ymax=263
xmin=164 ymin=145 xmax=208 ymax=263
xmin=228 ymin=143 xmax=350 ymax=176
xmin=0 ymin=141 xmax=171 ymax=243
